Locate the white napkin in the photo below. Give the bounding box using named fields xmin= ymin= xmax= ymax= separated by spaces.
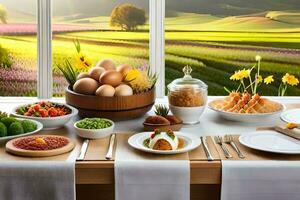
xmin=115 ymin=158 xmax=190 ymax=200
xmin=0 ymin=161 xmax=75 ymax=200
xmin=221 ymin=161 xmax=300 ymax=200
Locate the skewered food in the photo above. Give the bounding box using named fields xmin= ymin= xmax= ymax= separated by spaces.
xmin=210 ymin=92 xmax=283 ymax=114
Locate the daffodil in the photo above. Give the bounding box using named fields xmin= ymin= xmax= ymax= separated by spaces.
xmin=264 ymin=75 xmax=274 ymax=85
xmin=230 ymin=69 xmax=250 ymax=81
xmin=75 ymin=52 xmax=92 ymax=71
xmin=282 ymin=73 xmax=299 ymax=86
xmin=257 ymin=75 xmax=263 ymax=83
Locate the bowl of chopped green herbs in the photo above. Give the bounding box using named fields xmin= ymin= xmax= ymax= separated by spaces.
xmin=74 ymin=118 xmax=114 ymax=139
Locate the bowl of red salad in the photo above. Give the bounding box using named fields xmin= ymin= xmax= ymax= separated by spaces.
xmin=11 ymin=101 xmax=78 ymax=130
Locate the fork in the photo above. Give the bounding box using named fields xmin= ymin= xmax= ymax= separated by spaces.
xmin=224 ymin=135 xmax=245 ymax=159
xmin=214 ymin=136 xmax=232 ymax=158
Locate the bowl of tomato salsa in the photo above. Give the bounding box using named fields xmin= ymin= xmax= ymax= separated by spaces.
xmin=11 ymin=101 xmax=78 ymax=130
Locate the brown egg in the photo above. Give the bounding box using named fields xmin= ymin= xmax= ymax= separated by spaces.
xmin=115 ymin=84 xmax=133 ymax=96
xmin=73 ymin=78 xmax=99 ymax=95
xmin=95 ymin=85 xmax=115 ymax=97
xmin=99 ymin=71 xmax=123 ymax=87
xmin=77 ymin=72 xmax=90 ymax=80
xmin=117 ymin=64 xmax=132 ymax=78
xmin=89 ymin=66 xmax=105 ymax=81
xmin=96 ymin=59 xmax=116 ymax=71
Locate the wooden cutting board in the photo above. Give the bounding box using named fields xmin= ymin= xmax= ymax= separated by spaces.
xmin=6 ymin=135 xmax=75 ymax=157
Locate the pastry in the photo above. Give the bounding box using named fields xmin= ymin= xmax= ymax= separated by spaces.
xmin=144 ymin=116 xmax=170 ymax=125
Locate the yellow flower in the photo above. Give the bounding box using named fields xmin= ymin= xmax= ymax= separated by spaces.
xmin=230 ymin=69 xmax=251 ymax=81
xmin=125 ymin=69 xmax=152 ymax=93
xmin=264 ymin=75 xmax=274 ymax=85
xmin=282 ymin=73 xmax=299 ymax=86
xmin=257 ymin=75 xmax=263 ymax=83
xmin=75 ymin=52 xmax=92 ymax=71
xmin=124 ymin=69 xmax=141 ymax=82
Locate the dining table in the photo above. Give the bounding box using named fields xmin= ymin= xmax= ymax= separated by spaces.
xmin=0 ymin=96 xmax=300 ymax=200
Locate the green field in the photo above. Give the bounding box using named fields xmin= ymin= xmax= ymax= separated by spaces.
xmin=1 ymin=10 xmax=300 ymax=96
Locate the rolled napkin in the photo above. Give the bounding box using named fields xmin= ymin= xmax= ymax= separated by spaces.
xmin=221 ymin=160 xmax=300 ymax=200
xmin=275 ymin=125 xmax=300 ymax=140
xmin=115 ymin=135 xmax=190 ymax=200
xmin=0 ymin=161 xmax=75 ymax=200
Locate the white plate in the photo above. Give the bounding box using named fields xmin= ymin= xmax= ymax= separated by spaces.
xmin=128 ymin=132 xmax=201 ymax=154
xmin=239 ymin=130 xmax=300 ymax=154
xmin=208 ymin=100 xmax=285 ymax=122
xmin=281 ymin=109 xmax=300 ymax=124
xmin=0 ymin=118 xmax=43 ymax=142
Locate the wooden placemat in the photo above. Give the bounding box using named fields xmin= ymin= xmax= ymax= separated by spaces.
xmin=212 ymin=135 xmax=300 ymax=161
xmin=0 ymin=127 xmax=81 ymax=161
xmin=84 ymin=134 xmax=220 ymax=161
xmin=84 ymin=136 xmax=114 ymax=161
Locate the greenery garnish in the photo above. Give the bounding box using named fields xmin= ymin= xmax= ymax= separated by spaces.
xmin=154 ymin=104 xmax=169 ymax=117
xmin=166 ymin=129 xmax=175 ymax=140
xmin=143 ymin=138 xmax=150 ymax=148
xmin=57 ymin=59 xmax=78 ymax=87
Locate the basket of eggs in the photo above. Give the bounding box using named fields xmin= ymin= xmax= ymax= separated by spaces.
xmin=63 ymin=59 xmax=157 ymax=121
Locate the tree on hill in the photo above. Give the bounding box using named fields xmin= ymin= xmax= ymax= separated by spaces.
xmin=110 ymin=3 xmax=146 ymax=31
xmin=0 ymin=5 xmax=7 ymax=24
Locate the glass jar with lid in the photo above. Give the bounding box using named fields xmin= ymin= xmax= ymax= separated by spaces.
xmin=167 ymin=65 xmax=208 ymax=124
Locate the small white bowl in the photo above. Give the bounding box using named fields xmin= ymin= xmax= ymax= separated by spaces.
xmin=169 ymin=104 xmax=206 ymax=124
xmin=11 ymin=103 xmax=78 ymax=130
xmin=74 ymin=119 xmax=115 ymax=139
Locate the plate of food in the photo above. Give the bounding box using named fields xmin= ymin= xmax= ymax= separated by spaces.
xmin=11 ymin=101 xmax=78 ymax=129
xmin=6 ymin=135 xmax=75 ymax=157
xmin=0 ymin=112 xmax=43 ymax=142
xmin=208 ymin=92 xmax=285 ymax=122
xmin=128 ymin=129 xmax=201 ymax=154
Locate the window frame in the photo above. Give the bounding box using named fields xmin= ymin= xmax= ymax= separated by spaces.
xmin=35 ymin=0 xmax=165 ymax=99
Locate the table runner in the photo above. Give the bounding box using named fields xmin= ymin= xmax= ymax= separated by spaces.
xmin=0 ymin=127 xmax=81 ymax=200
xmin=115 ymin=134 xmax=190 ymax=200
xmin=218 ymin=135 xmax=300 ymax=200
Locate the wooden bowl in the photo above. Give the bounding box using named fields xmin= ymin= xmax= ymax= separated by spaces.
xmin=65 ymin=87 xmax=155 ymax=121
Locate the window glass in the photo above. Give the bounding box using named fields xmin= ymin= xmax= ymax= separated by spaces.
xmin=165 ymin=0 xmax=300 ymax=95
xmin=0 ymin=0 xmax=37 ymax=96
xmin=52 ymin=0 xmax=149 ymax=96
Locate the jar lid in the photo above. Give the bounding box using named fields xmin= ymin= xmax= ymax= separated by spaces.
xmin=167 ymin=65 xmax=208 ymax=90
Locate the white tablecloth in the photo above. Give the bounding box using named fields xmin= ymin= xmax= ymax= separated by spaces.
xmin=115 ymin=157 xmax=190 ymax=200
xmin=221 ymin=161 xmax=300 ymax=200
xmin=0 ymin=161 xmax=75 ymax=200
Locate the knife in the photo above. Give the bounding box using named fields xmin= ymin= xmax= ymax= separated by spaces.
xmin=105 ymin=134 xmax=116 ymax=160
xmin=275 ymin=126 xmax=300 ymax=140
xmin=201 ymin=136 xmax=214 ymax=161
xmin=76 ymin=139 xmax=89 ymax=161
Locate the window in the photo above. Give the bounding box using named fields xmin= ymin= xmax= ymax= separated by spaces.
xmin=1 ymin=1 xmax=300 ymax=98
xmin=0 ymin=0 xmax=37 ymax=96
xmin=52 ymin=0 xmax=149 ymax=96
xmin=165 ymin=0 xmax=300 ymax=96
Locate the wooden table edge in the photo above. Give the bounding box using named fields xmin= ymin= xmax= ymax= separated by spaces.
xmin=75 ymin=160 xmax=222 ymax=185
